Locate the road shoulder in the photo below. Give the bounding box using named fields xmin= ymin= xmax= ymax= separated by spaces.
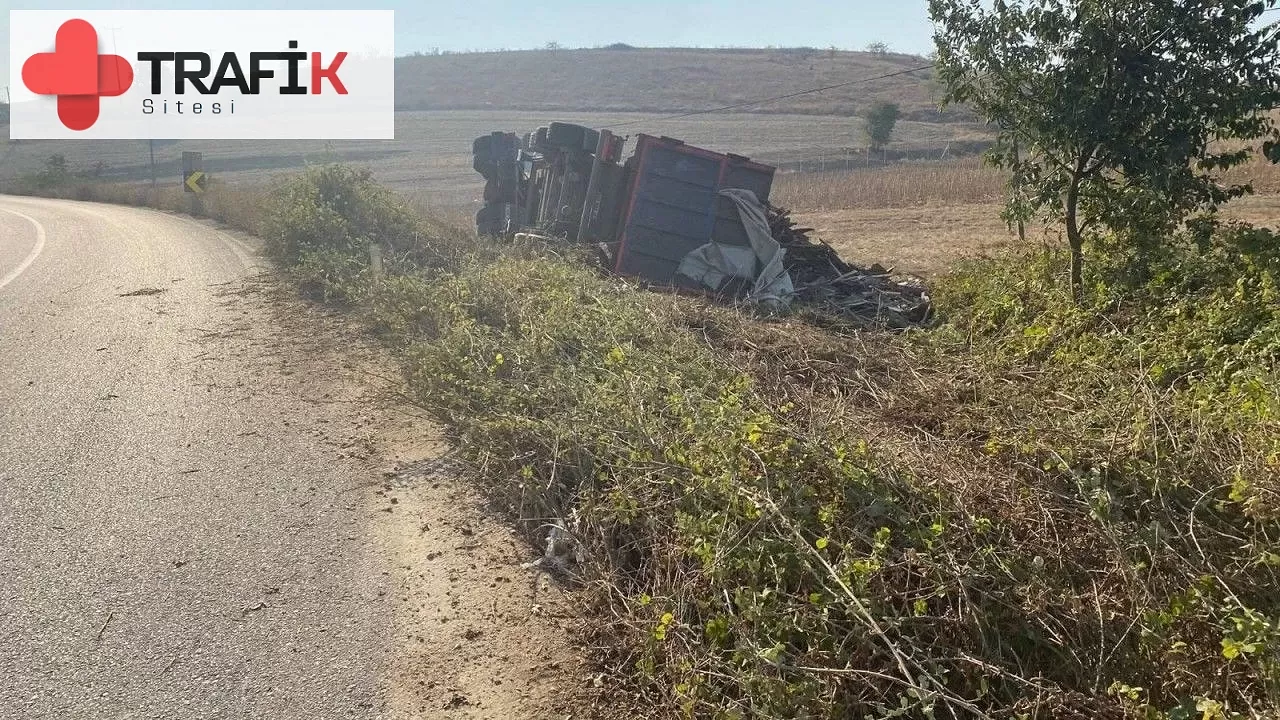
xmin=224 ymin=275 xmax=595 ymax=719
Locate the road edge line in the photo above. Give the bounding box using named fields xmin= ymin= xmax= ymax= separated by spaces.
xmin=0 ymin=207 xmax=49 ymax=291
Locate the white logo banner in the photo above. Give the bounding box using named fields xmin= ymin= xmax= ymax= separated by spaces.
xmin=9 ymin=10 xmax=394 ymax=139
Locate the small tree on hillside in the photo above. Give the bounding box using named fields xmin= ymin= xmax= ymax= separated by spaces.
xmin=866 ymin=41 xmax=890 ymax=54
xmin=35 ymin=154 xmax=70 ymax=189
xmin=929 ymin=0 xmax=1280 ymax=296
xmin=866 ymin=101 xmax=900 ymax=158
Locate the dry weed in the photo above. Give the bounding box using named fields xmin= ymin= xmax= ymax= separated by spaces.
xmin=773 ymin=157 xmax=1008 ymax=211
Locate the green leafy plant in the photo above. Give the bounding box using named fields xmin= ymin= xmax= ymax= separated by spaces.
xmin=865 ymin=101 xmax=900 ymax=153
xmin=929 ymin=0 xmax=1280 ymax=296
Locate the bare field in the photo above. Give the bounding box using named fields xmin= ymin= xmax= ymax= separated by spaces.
xmin=1 ymin=110 xmax=988 ymax=210
xmin=772 ymin=140 xmax=1280 ymax=276
xmin=773 ymin=156 xmax=1007 ymax=212
xmin=789 ymin=186 xmax=1280 ymax=278
xmin=797 ymin=204 xmax=1018 ymax=277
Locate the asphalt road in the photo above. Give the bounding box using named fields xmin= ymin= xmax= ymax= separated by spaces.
xmin=0 ymin=197 xmax=396 ymax=719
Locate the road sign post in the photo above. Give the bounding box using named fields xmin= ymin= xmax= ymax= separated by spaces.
xmin=181 ymin=151 xmax=206 ymax=214
xmin=181 ymin=151 xmax=206 ymax=194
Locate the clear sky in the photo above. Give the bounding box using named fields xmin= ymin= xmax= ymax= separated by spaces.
xmin=2 ymin=0 xmax=936 ymax=96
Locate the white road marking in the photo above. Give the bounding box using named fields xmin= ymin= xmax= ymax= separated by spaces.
xmin=0 ymin=207 xmax=48 ymax=291
xmin=210 ymin=227 xmax=261 ymax=271
xmin=127 ymin=204 xmax=262 ymax=271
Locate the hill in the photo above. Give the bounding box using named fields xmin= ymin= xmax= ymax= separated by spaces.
xmin=394 ymin=46 xmax=964 ymax=121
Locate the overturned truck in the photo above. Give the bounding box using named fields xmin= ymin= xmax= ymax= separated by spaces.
xmin=472 ymin=122 xmax=930 ymax=326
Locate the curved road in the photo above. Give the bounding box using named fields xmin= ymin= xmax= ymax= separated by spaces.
xmin=0 ymin=197 xmax=394 ymax=718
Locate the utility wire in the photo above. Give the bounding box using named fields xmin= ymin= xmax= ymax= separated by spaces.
xmin=601 ymin=63 xmax=936 ymax=129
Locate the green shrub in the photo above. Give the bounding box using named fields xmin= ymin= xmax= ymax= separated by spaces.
xmin=929 ymin=225 xmax=1279 ymax=498
xmin=261 ymin=165 xmax=409 ymax=262
xmin=261 ymin=165 xmax=473 ymax=289
xmin=884 ymin=225 xmax=1280 ymax=716
xmin=15 ymin=154 xmax=73 ymax=192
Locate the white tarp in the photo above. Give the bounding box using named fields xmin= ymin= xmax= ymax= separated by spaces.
xmin=676 ymin=188 xmax=795 ymax=307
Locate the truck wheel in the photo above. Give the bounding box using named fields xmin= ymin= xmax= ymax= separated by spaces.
xmin=476 ymin=203 xmax=506 ymax=236
xmin=529 ymin=126 xmax=551 ymax=152
xmin=547 ymin=122 xmax=600 ymax=152
xmin=473 ymin=132 xmax=519 ymax=175
xmin=472 ymin=134 xmax=500 ymax=175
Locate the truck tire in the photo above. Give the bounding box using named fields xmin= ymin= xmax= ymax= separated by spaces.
xmin=473 ymin=132 xmax=518 ymax=175
xmin=476 ymin=203 xmax=507 ymax=236
xmin=473 ymin=134 xmax=498 ymax=175
xmin=547 ymin=122 xmax=600 ymax=152
xmin=529 ymin=126 xmax=551 ymax=152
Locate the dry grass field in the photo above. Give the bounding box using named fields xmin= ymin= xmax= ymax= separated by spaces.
xmin=794 ymin=204 xmax=1018 ymax=277
xmin=773 ymin=150 xmax=1280 ymax=277
xmin=772 ymin=156 xmax=1007 ymax=210
xmin=769 ymin=157 xmax=1012 ymax=276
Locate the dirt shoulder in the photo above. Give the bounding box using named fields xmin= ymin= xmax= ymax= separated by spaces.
xmin=223 ymin=274 xmax=599 ymax=719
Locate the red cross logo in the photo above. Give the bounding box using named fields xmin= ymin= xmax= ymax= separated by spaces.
xmin=21 ymin=19 xmax=133 ymax=131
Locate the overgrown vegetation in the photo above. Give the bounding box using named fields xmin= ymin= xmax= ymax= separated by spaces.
xmin=28 ymin=154 xmax=72 ymax=190
xmin=773 ymin=156 xmax=1007 ymax=211
xmin=892 ymin=236 xmax=1280 ymax=717
xmin=11 ymin=156 xmax=1278 ymax=716
xmin=205 ymin=165 xmax=1273 ymax=718
xmin=10 ymin=18 xmax=1279 ymax=703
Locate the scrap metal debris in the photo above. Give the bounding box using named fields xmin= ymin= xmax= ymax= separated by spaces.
xmin=520 ymin=519 xmax=584 ymax=576
xmin=767 ymin=203 xmax=932 ymax=328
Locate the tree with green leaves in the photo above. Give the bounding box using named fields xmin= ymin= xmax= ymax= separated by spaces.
xmin=929 ymin=0 xmax=1280 ymax=296
xmin=866 ymin=101 xmax=900 ymax=155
